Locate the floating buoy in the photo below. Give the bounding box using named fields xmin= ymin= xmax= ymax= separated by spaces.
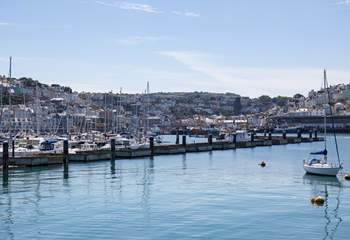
xmin=259 ymin=161 xmax=266 ymax=167
xmin=345 ymin=174 xmax=350 ymax=181
xmin=311 ymin=196 xmax=325 ymax=206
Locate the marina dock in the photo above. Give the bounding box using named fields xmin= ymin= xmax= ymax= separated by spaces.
xmin=1 ymin=134 xmax=323 ymax=167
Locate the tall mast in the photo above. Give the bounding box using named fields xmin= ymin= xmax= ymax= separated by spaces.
xmin=135 ymin=94 xmax=138 ymax=135
xmin=35 ymin=81 xmax=40 ymax=135
xmin=66 ymin=102 xmax=69 ymax=136
xmin=8 ymin=57 xmax=12 ymax=107
xmin=0 ymin=72 xmax=2 ymax=111
xmin=0 ymin=76 xmax=2 ymax=135
xmin=116 ymin=89 xmax=119 ymax=133
xmin=323 ymin=69 xmax=327 ymax=151
xmin=8 ymin=57 xmax=12 ymax=137
xmin=104 ymin=93 xmax=107 ymax=134
xmin=23 ymin=80 xmax=26 ymax=136
xmin=146 ymin=81 xmax=150 ymax=135
xmin=117 ymin=87 xmax=122 ymax=133
xmin=324 ymin=70 xmax=341 ymax=165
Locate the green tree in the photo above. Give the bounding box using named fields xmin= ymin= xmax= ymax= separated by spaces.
xmin=272 ymin=96 xmax=290 ymax=107
xmin=258 ymin=95 xmax=272 ymax=103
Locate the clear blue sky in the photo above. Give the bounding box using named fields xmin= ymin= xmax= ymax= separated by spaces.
xmin=1 ymin=0 xmax=350 ymax=97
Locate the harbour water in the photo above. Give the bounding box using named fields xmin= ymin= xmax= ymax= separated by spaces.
xmin=1 ymin=135 xmax=350 ymax=239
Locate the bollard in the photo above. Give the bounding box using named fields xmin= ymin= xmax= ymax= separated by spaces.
xmin=283 ymin=131 xmax=287 ymax=139
xmin=3 ymin=142 xmax=9 ymax=170
xmin=233 ymin=133 xmax=237 ymax=144
xmin=314 ymin=130 xmax=318 ymax=139
xmin=149 ymin=137 xmax=154 ymax=156
xmin=182 ymin=135 xmax=187 ymax=146
xmin=11 ymin=139 xmax=15 ymax=158
xmin=111 ymin=138 xmax=116 ymax=161
xmin=63 ymin=140 xmax=69 ymax=165
xmin=251 ymin=132 xmax=255 ymax=142
xmin=309 ymin=130 xmax=313 ymax=139
xmin=268 ymin=131 xmax=272 ymax=141
xmin=176 ymin=132 xmax=179 ymax=145
xmin=208 ymin=134 xmax=213 ymax=145
xmin=297 ymin=129 xmax=302 ymax=139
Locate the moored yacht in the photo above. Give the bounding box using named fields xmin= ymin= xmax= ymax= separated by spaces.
xmin=303 ymin=70 xmax=342 ymax=176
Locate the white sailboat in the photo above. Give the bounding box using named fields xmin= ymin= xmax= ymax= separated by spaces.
xmin=303 ymin=70 xmax=342 ymax=176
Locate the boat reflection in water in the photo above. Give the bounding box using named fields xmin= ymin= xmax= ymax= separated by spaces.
xmin=303 ymin=174 xmax=342 ymax=240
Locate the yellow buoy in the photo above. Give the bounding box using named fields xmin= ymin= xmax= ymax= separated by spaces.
xmin=311 ymin=196 xmax=325 ymax=206
xmin=345 ymin=174 xmax=350 ymax=181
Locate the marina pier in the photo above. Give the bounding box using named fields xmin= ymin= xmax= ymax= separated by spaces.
xmin=1 ymin=134 xmax=323 ymax=167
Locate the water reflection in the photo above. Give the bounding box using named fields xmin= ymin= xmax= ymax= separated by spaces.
xmin=139 ymin=158 xmax=155 ymax=222
xmin=63 ymin=164 xmax=69 ymax=180
xmin=110 ymin=160 xmax=123 ymax=198
xmin=149 ymin=157 xmax=154 ymax=175
xmin=182 ymin=154 xmax=187 ymax=170
xmin=2 ymin=189 xmax=14 ymax=240
xmin=303 ymin=174 xmax=342 ymax=240
xmin=110 ymin=160 xmax=116 ymax=176
xmin=2 ymin=169 xmax=9 ymax=187
xmin=208 ymin=151 xmax=213 ymax=168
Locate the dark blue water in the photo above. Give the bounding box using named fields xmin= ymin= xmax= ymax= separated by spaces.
xmin=1 ymin=135 xmax=350 ymax=240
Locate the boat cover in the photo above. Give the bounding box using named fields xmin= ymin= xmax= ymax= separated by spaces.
xmin=309 ymin=158 xmax=321 ymax=165
xmin=310 ymin=149 xmax=327 ymax=155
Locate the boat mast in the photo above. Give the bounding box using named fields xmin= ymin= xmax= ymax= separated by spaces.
xmin=23 ymin=80 xmax=26 ymax=136
xmin=0 ymin=69 xmax=2 ymax=135
xmin=104 ymin=92 xmax=107 ymax=134
xmin=323 ymin=70 xmax=328 ymax=163
xmin=135 ymin=94 xmax=138 ymax=136
xmin=146 ymin=81 xmax=150 ymax=135
xmin=116 ymin=88 xmax=120 ymax=133
xmin=8 ymin=57 xmax=12 ymax=107
xmin=66 ymin=107 xmax=69 ymax=137
xmin=8 ymin=57 xmax=12 ymax=137
xmin=324 ymin=70 xmax=341 ymax=166
xmin=323 ymin=70 xmax=327 ymax=151
xmin=35 ymin=81 xmax=40 ymax=135
xmin=118 ymin=87 xmax=122 ymax=133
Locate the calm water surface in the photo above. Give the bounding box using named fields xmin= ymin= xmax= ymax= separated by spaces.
xmin=1 ymin=135 xmax=350 ymax=240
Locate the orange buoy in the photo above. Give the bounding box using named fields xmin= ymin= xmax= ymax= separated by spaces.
xmin=311 ymin=196 xmax=325 ymax=206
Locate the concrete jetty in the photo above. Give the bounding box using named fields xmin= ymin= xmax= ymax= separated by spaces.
xmin=2 ymin=135 xmax=323 ymax=167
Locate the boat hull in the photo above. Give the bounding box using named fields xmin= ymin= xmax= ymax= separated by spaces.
xmin=303 ymin=164 xmax=340 ymax=176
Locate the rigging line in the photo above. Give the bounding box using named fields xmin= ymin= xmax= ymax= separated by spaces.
xmin=323 ymin=186 xmax=330 ymax=240
xmin=330 ymin=186 xmax=343 ymax=239
xmin=324 ymin=71 xmax=341 ymax=165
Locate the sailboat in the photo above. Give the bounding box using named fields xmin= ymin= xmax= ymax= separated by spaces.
xmin=303 ymin=70 xmax=342 ymax=176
